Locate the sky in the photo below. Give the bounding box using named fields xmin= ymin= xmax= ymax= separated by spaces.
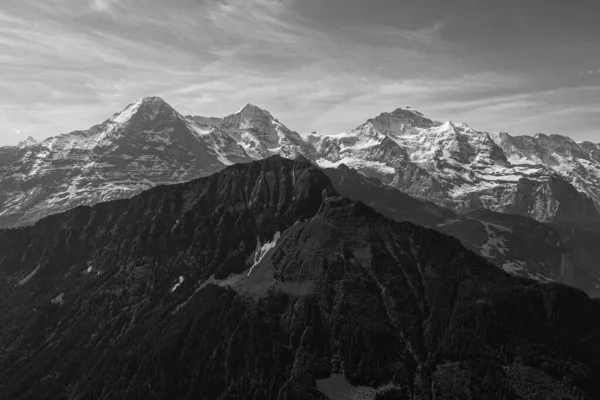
xmin=1 ymin=0 xmax=599 ymax=146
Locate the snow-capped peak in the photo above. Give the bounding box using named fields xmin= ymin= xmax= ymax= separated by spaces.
xmin=108 ymin=96 xmax=178 ymax=125
xmin=111 ymin=99 xmax=144 ymax=124
xmin=235 ymin=103 xmax=272 ymax=117
xmin=388 ymin=106 xmax=426 ymax=117
xmin=534 ymin=132 xmax=578 ymax=145
xmin=17 ymin=136 xmax=38 ymax=148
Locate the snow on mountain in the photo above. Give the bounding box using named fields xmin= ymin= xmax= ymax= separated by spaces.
xmin=0 ymin=97 xmax=251 ymax=229
xmin=490 ymin=132 xmax=600 ymax=212
xmin=308 ymin=108 xmax=600 ymax=226
xmin=16 ymin=136 xmax=38 ymax=148
xmin=2 ymin=98 xmax=600 ymax=231
xmin=187 ymin=103 xmax=315 ymax=160
xmin=2 ymin=98 xmax=600 ymax=295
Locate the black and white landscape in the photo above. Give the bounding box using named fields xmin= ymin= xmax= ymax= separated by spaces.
xmin=2 ymin=1 xmax=600 ymax=399
xmin=1 ymin=98 xmax=600 ymax=400
xmin=2 ymin=98 xmax=600 ymax=297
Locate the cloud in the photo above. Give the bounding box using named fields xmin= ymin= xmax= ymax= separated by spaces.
xmin=91 ymin=0 xmax=118 ymax=13
xmin=1 ymin=0 xmax=599 ymax=146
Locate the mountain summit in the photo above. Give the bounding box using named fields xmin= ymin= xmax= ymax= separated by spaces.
xmin=2 ymin=98 xmax=599 ymax=230
xmin=0 ymin=97 xmax=250 ymax=229
xmin=234 ymin=102 xmax=273 ymax=117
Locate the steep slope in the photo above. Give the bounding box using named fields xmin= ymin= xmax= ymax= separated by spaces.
xmin=310 ymin=107 xmax=600 ymax=227
xmin=1 ymin=156 xmax=600 ymax=400
xmin=3 ymin=99 xmax=600 ymax=231
xmin=0 ymin=97 xmax=251 ymax=229
xmin=187 ymin=103 xmax=315 ymax=160
xmin=491 ymin=132 xmax=600 ymax=212
xmin=324 ymin=165 xmax=600 ymax=297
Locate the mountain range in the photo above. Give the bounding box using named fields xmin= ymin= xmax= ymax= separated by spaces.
xmin=3 ymin=97 xmax=599 ymax=229
xmin=1 ymin=156 xmax=599 ymax=400
xmin=1 ymin=96 xmax=599 ymax=296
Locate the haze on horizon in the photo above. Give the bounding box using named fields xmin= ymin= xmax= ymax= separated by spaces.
xmin=1 ymin=0 xmax=599 ymax=146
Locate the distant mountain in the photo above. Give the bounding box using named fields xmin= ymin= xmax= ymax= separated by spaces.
xmin=0 ymin=97 xmax=251 ymax=229
xmin=187 ymin=103 xmax=315 ymax=160
xmin=2 ymin=97 xmax=599 ymax=295
xmin=1 ymin=156 xmax=599 ymax=400
xmin=3 ymin=97 xmax=599 ymax=229
xmin=310 ymin=107 xmax=600 ymax=228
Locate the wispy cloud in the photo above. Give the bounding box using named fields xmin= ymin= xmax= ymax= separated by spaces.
xmin=1 ymin=0 xmax=599 ymax=145
xmin=91 ymin=0 xmax=118 ymax=13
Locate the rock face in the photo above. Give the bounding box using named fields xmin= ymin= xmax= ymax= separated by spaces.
xmin=0 ymin=97 xmax=252 ymax=229
xmin=2 ymin=97 xmax=600 ymax=295
xmin=187 ymin=103 xmax=315 ymax=160
xmin=311 ymin=108 xmax=600 ymax=227
xmin=2 ymin=97 xmax=600 ymax=230
xmin=1 ymin=156 xmax=599 ymax=400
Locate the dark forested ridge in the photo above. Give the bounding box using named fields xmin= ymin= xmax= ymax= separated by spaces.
xmin=323 ymin=165 xmax=600 ymax=297
xmin=0 ymin=155 xmax=599 ymax=400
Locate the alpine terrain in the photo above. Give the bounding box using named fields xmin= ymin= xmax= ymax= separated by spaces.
xmin=3 ymin=97 xmax=600 ymax=230
xmin=1 ymin=97 xmax=599 ymax=296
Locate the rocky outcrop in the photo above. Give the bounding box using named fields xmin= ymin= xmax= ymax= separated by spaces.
xmin=490 ymin=132 xmax=600 ymax=214
xmin=497 ymin=175 xmax=600 ymax=225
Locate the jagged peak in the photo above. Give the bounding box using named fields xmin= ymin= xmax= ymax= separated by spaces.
xmin=133 ymin=95 xmax=169 ymax=106
xmin=235 ymin=103 xmax=272 ymax=117
xmin=109 ymin=96 xmax=177 ymax=125
xmin=17 ymin=136 xmax=38 ymax=148
xmin=364 ymin=105 xmax=435 ymax=129
xmin=534 ymin=132 xmax=579 ymax=145
xmin=579 ymin=140 xmax=600 ymax=148
xmin=390 ymin=105 xmax=425 ymax=116
xmin=432 ymin=120 xmax=457 ymax=133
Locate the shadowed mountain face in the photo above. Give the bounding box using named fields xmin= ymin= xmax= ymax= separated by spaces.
xmin=323 ymin=165 xmax=600 ymax=297
xmin=1 ymin=96 xmax=599 ymax=295
xmin=1 ymin=156 xmax=600 ymax=400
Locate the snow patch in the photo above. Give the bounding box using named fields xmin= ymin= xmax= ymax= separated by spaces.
xmin=189 ymin=123 xmax=213 ymax=136
xmin=171 ymin=275 xmax=185 ymax=292
xmin=249 ymin=232 xmax=281 ymax=276
xmin=51 ymin=293 xmax=65 ymax=305
xmin=502 ymin=260 xmax=527 ymax=274
xmin=18 ymin=264 xmax=41 ymax=286
xmin=67 ymin=183 xmax=77 ymax=198
xmin=112 ymin=99 xmax=143 ymax=125
xmin=316 ymin=157 xmax=396 ymax=175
